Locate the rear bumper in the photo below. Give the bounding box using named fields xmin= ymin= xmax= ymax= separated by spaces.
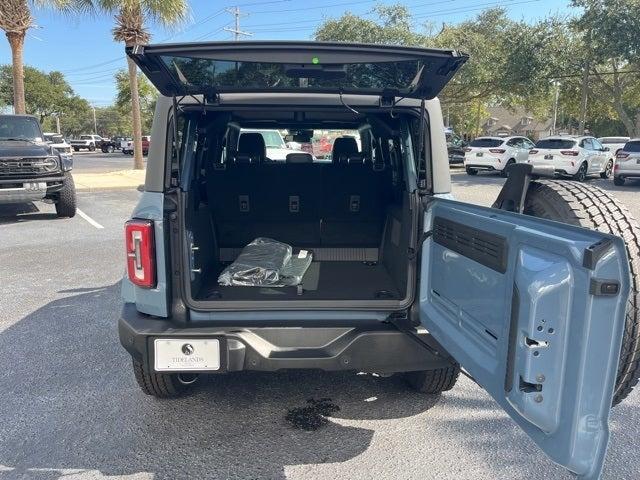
xmin=615 ymin=168 xmax=640 ymax=178
xmin=464 ymin=156 xmax=504 ymax=170
xmin=119 ymin=303 xmax=449 ymax=374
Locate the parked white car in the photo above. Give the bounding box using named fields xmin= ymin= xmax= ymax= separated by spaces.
xmin=70 ymin=134 xmax=103 ymax=152
xmin=598 ymin=136 xmax=630 ymax=156
xmin=43 ymin=132 xmax=73 ymax=155
xmin=241 ymin=129 xmax=308 ymax=161
xmin=528 ymin=136 xmax=614 ymax=182
xmin=614 ymin=138 xmax=640 ymax=186
xmin=463 ymin=136 xmax=534 ymax=177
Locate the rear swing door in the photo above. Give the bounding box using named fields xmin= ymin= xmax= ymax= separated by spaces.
xmin=419 ymin=197 xmax=629 ymax=479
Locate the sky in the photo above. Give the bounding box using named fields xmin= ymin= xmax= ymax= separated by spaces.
xmin=0 ymin=0 xmax=574 ymax=106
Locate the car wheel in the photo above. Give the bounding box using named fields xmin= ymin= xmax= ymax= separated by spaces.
xmin=89 ymin=144 xmax=96 ymax=152
xmin=501 ymin=159 xmax=515 ymax=178
xmin=401 ymin=364 xmax=460 ymax=394
xmin=73 ymin=147 xmax=79 ymax=152
xmin=525 ymin=180 xmax=640 ymax=406
xmin=132 ymin=360 xmax=195 ymax=398
xmin=107 ymin=145 xmax=114 ymax=153
xmin=601 ymin=160 xmax=614 ymax=179
xmin=465 ymin=167 xmax=478 ymax=176
xmin=573 ymin=162 xmax=588 ymax=182
xmin=614 ymin=176 xmax=625 ymax=186
xmin=54 ymin=173 xmax=77 ymax=218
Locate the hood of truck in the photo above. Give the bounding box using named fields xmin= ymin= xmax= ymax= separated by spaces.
xmin=0 ymin=140 xmax=53 ymax=158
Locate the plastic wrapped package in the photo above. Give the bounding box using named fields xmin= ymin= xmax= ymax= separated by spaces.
xmin=218 ymin=238 xmax=312 ymax=287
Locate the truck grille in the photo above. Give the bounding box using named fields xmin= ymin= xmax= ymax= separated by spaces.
xmin=0 ymin=157 xmax=59 ymax=176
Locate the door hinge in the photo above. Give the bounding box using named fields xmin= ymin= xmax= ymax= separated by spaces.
xmin=408 ymin=231 xmax=432 ymax=260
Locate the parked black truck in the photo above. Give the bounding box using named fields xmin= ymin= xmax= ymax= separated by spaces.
xmin=0 ymin=114 xmax=76 ymax=217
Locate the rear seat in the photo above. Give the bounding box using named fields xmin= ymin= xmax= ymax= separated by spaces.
xmin=208 ymin=136 xmax=390 ymax=248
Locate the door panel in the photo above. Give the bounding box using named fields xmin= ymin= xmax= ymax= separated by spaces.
xmin=420 ymin=198 xmax=629 ymax=479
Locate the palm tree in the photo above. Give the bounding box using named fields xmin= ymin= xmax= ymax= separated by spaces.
xmin=105 ymin=0 xmax=187 ymax=170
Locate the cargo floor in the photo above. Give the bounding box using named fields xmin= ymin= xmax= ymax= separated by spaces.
xmin=197 ymin=261 xmax=401 ymax=301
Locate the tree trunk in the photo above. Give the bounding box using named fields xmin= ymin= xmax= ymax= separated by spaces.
xmin=126 ymin=56 xmax=144 ymax=170
xmin=6 ymin=31 xmax=26 ymax=114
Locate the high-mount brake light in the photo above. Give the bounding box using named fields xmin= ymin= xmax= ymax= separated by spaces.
xmin=125 ymin=219 xmax=156 ymax=288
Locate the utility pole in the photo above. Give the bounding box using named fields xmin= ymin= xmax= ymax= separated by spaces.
xmin=91 ymin=106 xmax=97 ymax=135
xmin=224 ymin=6 xmax=253 ymax=41
xmin=578 ymin=62 xmax=589 ymax=135
xmin=552 ymin=81 xmax=560 ymax=135
xmin=55 ymin=115 xmax=61 ymax=134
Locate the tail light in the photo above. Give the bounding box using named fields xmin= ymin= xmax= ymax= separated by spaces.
xmin=529 ymin=149 xmax=538 ymax=154
xmin=561 ymin=150 xmax=579 ymax=156
xmin=125 ymin=219 xmax=156 ymax=288
xmin=464 ymin=147 xmax=472 ymax=152
xmin=489 ymin=148 xmax=506 ymax=154
xmin=614 ymin=163 xmax=620 ymax=171
xmin=616 ymin=152 xmax=629 ymax=159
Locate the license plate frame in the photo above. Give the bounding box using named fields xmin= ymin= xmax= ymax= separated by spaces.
xmin=153 ymin=338 xmax=224 ymax=372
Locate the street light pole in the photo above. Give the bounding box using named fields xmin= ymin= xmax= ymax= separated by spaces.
xmin=92 ymin=106 xmax=97 ymax=134
xmin=552 ymin=81 xmax=560 ymax=135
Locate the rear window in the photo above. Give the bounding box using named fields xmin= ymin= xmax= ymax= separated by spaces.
xmin=623 ymin=141 xmax=640 ymax=152
xmin=535 ymin=139 xmax=576 ymax=149
xmin=469 ymin=138 xmax=503 ymax=148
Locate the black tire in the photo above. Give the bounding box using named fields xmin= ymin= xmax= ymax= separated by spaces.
xmin=501 ymin=159 xmax=515 ymax=178
xmin=402 ymin=364 xmax=460 ymax=394
xmin=601 ymin=159 xmax=614 ymax=179
xmin=466 ymin=167 xmax=478 ymax=176
xmin=614 ymin=176 xmax=625 ymax=186
xmin=573 ymin=162 xmax=588 ymax=182
xmin=73 ymin=147 xmax=79 ymax=152
xmin=54 ymin=173 xmax=77 ymax=218
xmin=132 ymin=360 xmax=191 ymax=398
xmin=89 ymin=144 xmax=96 ymax=152
xmin=524 ymin=180 xmax=640 ymax=406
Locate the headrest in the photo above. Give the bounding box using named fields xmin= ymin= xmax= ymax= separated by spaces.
xmin=332 ymin=137 xmax=359 ymax=164
xmin=237 ymin=132 xmax=266 ymax=163
xmin=286 ymin=153 xmax=314 ymax=164
xmin=347 ymin=153 xmax=365 ymax=164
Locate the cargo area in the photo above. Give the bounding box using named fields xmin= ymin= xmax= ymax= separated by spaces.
xmin=179 ymin=109 xmax=419 ymax=308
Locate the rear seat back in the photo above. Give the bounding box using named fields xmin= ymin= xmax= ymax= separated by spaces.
xmin=208 ymin=136 xmax=391 ymax=248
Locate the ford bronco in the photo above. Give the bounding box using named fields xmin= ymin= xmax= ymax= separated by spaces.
xmin=119 ymin=41 xmax=640 ymax=479
xmin=0 ymin=114 xmax=76 ymax=216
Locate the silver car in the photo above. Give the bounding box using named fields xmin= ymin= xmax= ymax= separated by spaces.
xmin=614 ymin=138 xmax=640 ymax=185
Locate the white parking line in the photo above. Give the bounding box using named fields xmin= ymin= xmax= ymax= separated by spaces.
xmin=77 ymin=208 xmax=104 ymax=229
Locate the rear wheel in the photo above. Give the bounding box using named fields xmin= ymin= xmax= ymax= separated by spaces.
xmin=54 ymin=173 xmax=76 ymax=218
xmin=614 ymin=176 xmax=625 ymax=186
xmin=465 ymin=167 xmax=478 ymax=176
xmin=89 ymin=144 xmax=96 ymax=152
xmin=573 ymin=162 xmax=588 ymax=182
xmin=524 ymin=180 xmax=640 ymax=406
xmin=601 ymin=160 xmax=614 ymax=179
xmin=132 ymin=360 xmax=195 ymax=398
xmin=402 ymin=364 xmax=460 ymax=394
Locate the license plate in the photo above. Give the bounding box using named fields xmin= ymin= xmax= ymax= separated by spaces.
xmin=476 ymin=152 xmax=483 ymax=157
xmin=23 ymin=182 xmax=46 ymax=191
xmin=544 ymin=154 xmax=553 ymax=160
xmin=154 ymin=338 xmax=220 ymax=371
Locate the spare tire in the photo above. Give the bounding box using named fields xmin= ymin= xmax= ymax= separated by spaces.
xmin=524 ymin=180 xmax=640 ymax=406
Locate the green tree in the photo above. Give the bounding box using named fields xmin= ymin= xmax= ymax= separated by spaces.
xmin=0 ymin=0 xmax=90 ymax=114
xmin=114 ymin=68 xmax=156 ymax=132
xmin=94 ymin=0 xmax=188 ymax=169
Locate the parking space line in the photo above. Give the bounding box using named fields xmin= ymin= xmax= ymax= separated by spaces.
xmin=77 ymin=208 xmax=104 ymax=229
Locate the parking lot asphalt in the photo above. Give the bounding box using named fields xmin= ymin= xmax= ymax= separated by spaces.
xmin=0 ymin=174 xmax=638 ymax=480
xmin=72 ymin=151 xmax=147 ymax=173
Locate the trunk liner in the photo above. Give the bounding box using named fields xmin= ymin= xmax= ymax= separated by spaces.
xmin=198 ymin=261 xmax=400 ymax=301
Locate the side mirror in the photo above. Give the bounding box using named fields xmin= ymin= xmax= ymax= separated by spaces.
xmin=603 ymin=146 xmax=610 ymax=152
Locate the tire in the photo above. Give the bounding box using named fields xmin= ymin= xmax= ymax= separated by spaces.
xmin=573 ymin=162 xmax=588 ymax=182
xmin=54 ymin=173 xmax=77 ymax=218
xmin=89 ymin=144 xmax=96 ymax=152
xmin=524 ymin=180 xmax=640 ymax=406
xmin=501 ymin=159 xmax=515 ymax=178
xmin=107 ymin=145 xmax=114 ymax=153
xmin=402 ymin=364 xmax=460 ymax=394
xmin=466 ymin=167 xmax=478 ymax=176
xmin=73 ymin=147 xmax=79 ymax=152
xmin=601 ymin=160 xmax=614 ymax=179
xmin=614 ymin=176 xmax=625 ymax=186
xmin=132 ymin=360 xmax=192 ymax=398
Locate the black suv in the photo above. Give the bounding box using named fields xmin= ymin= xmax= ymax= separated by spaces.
xmin=0 ymin=114 xmax=76 ymax=217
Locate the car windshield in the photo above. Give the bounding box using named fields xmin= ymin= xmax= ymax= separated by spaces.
xmin=623 ymin=141 xmax=640 ymax=153
xmin=469 ymin=138 xmax=503 ymax=148
xmin=535 ymin=139 xmax=576 ymax=149
xmin=0 ymin=116 xmax=42 ymax=141
xmin=45 ymin=134 xmax=64 ymax=143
